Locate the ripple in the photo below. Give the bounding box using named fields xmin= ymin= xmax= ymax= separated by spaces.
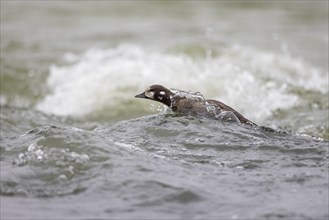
xmin=165 ymin=190 xmax=203 ymax=204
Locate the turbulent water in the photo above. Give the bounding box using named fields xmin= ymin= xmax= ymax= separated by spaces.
xmin=1 ymin=2 xmax=328 ymax=219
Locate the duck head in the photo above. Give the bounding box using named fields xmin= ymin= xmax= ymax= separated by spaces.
xmin=135 ymin=84 xmax=174 ymax=107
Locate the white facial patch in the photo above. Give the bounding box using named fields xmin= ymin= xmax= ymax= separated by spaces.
xmin=145 ymin=88 xmax=155 ymax=99
xmin=157 ymin=91 xmax=166 ymax=100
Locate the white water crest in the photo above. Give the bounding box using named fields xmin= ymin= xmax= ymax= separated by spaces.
xmin=36 ymin=44 xmax=328 ymax=122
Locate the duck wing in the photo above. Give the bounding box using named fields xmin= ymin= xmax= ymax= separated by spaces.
xmin=206 ymin=99 xmax=257 ymax=126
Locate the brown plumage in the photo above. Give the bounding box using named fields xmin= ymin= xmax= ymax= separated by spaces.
xmin=135 ymin=84 xmax=256 ymax=126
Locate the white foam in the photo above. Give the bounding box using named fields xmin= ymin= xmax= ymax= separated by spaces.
xmin=36 ymin=44 xmax=328 ymax=122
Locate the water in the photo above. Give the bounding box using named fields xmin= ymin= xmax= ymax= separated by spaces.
xmin=1 ymin=2 xmax=328 ymax=219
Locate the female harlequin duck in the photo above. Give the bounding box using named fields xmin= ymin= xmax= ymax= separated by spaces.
xmin=135 ymin=84 xmax=257 ymax=126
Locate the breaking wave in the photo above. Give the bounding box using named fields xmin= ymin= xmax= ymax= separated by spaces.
xmin=36 ymin=44 xmax=328 ymax=123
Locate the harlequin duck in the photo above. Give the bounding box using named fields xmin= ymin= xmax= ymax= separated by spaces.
xmin=135 ymin=84 xmax=257 ymax=126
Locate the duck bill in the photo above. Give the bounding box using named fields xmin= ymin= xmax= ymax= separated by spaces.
xmin=135 ymin=92 xmax=148 ymax=99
